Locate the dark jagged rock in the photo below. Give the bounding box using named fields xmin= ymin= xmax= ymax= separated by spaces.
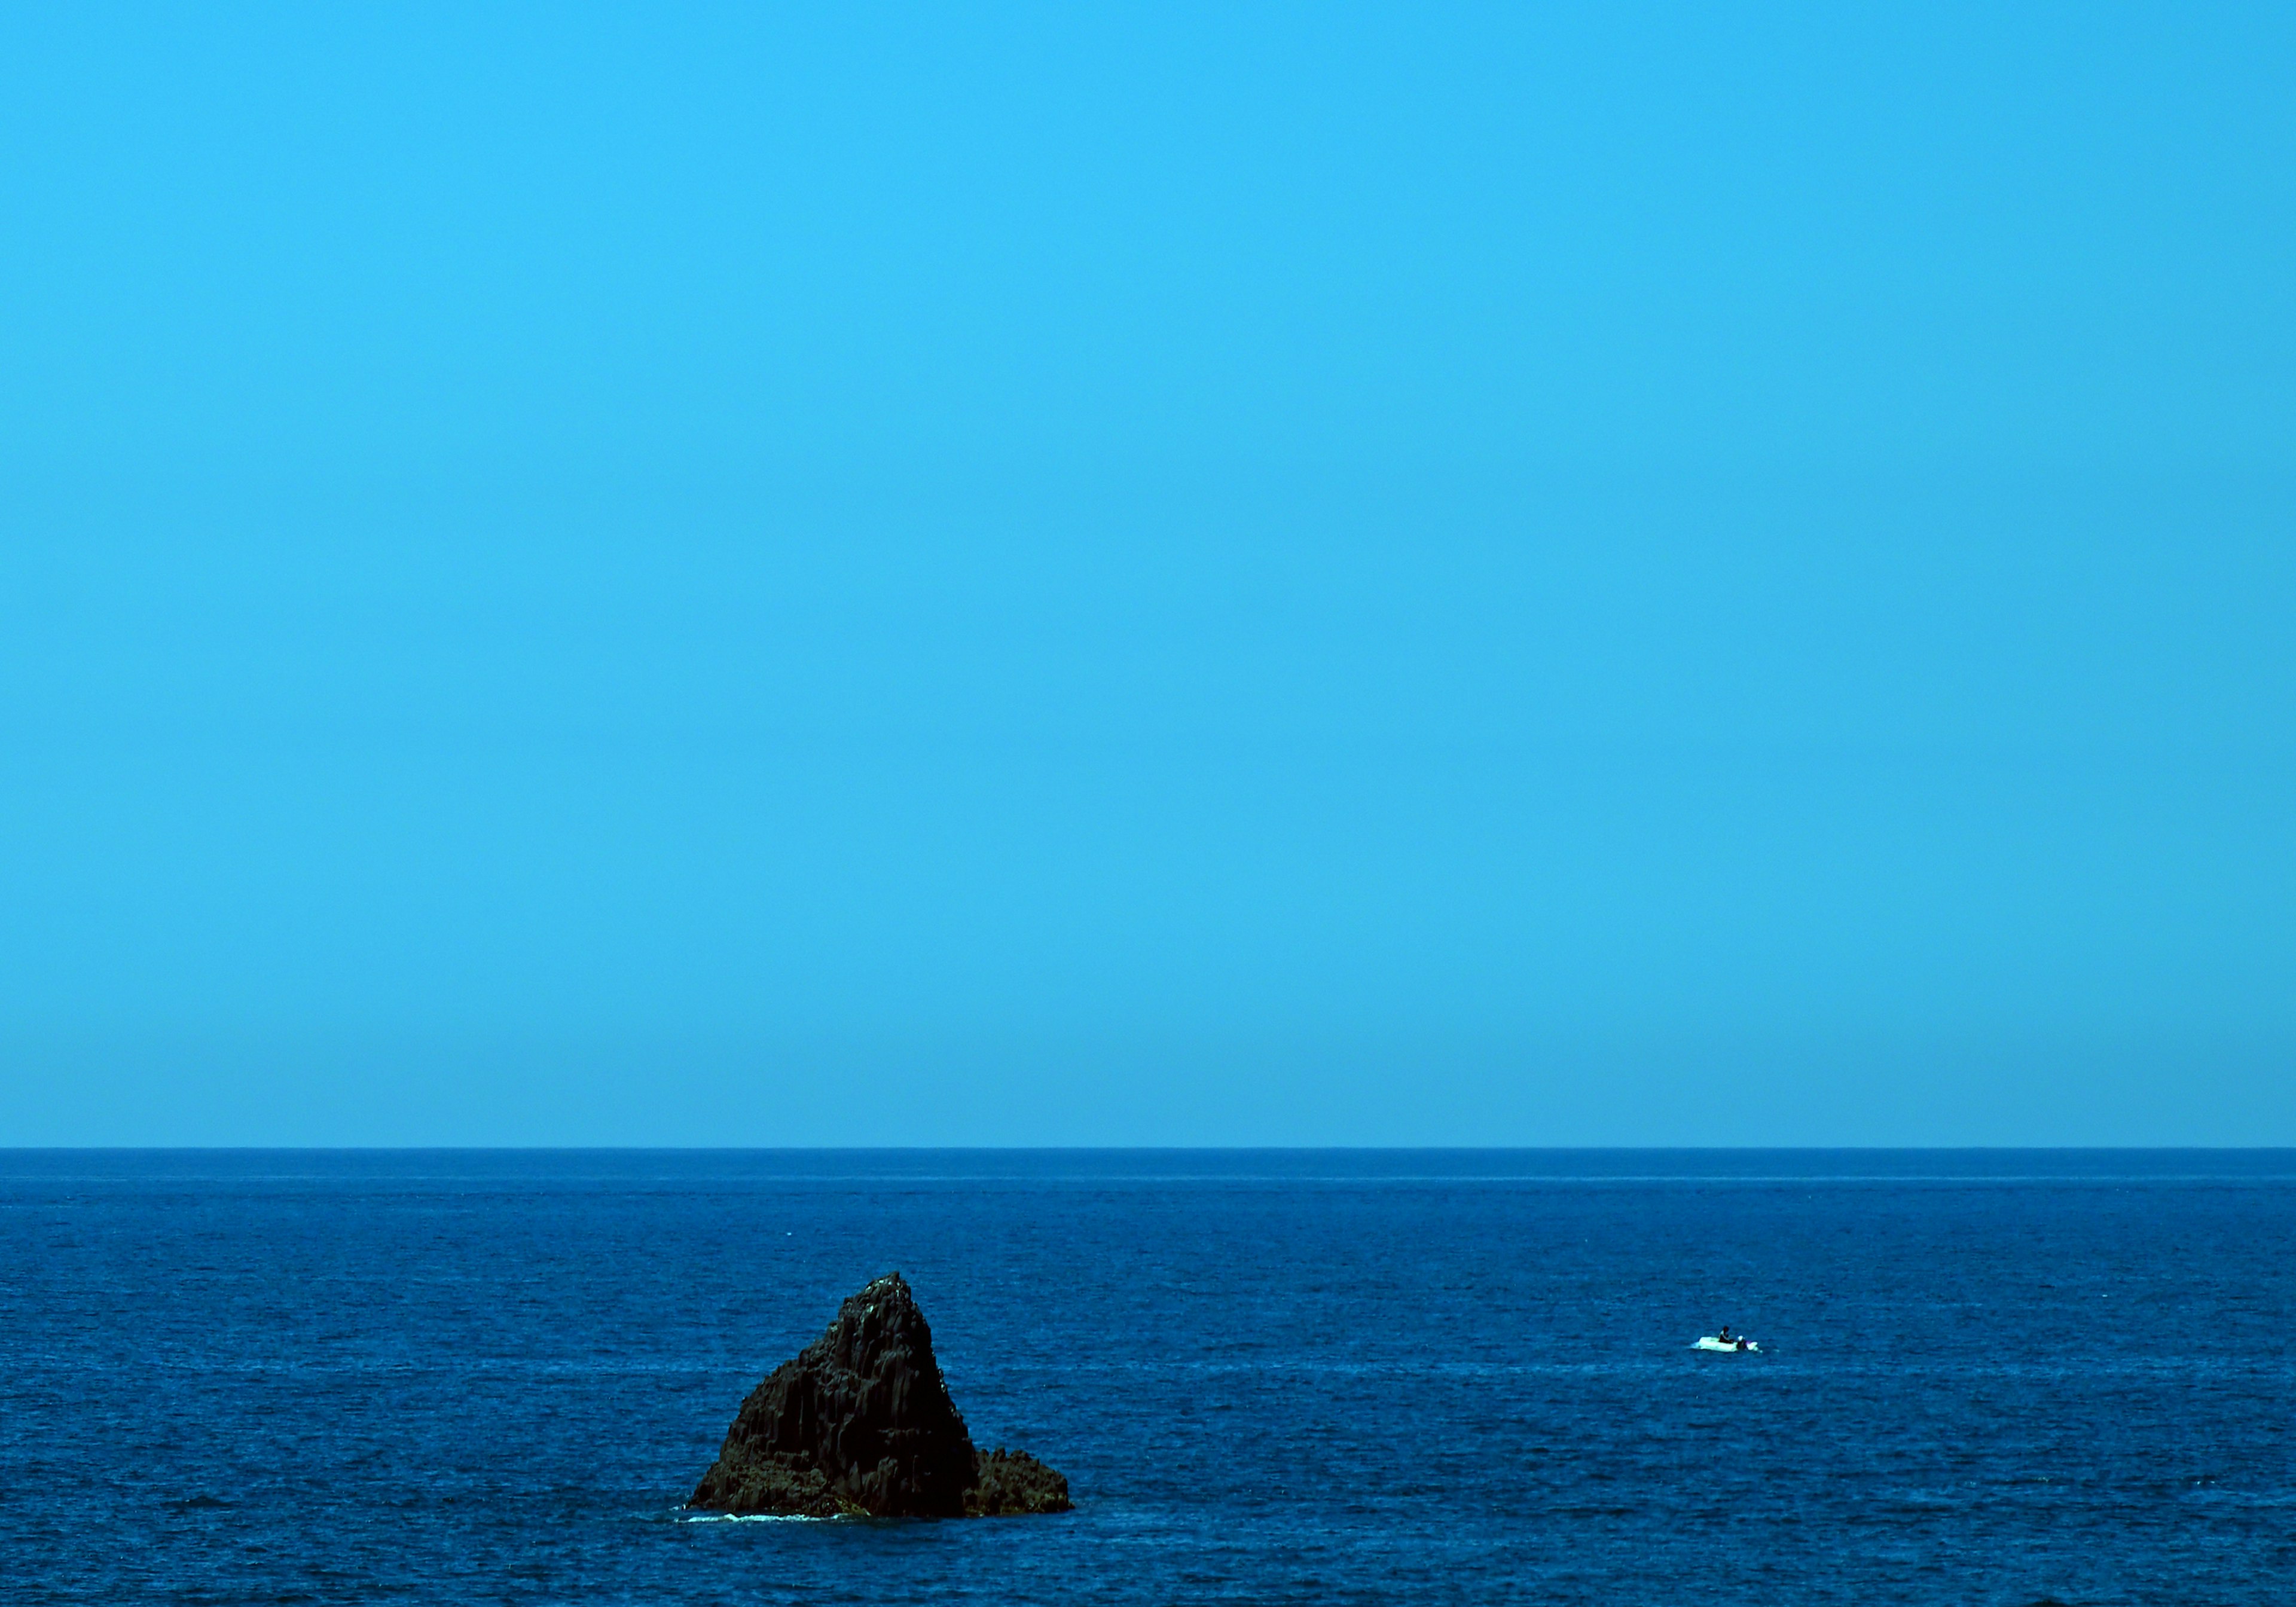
xmin=689 ymin=1272 xmax=1071 ymax=1519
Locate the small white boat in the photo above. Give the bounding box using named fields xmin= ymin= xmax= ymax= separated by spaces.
xmin=1694 ymin=1334 xmax=1759 ymax=1353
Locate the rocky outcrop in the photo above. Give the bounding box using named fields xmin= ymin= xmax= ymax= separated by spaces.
xmin=689 ymin=1272 xmax=1071 ymax=1519
xmin=963 ymin=1446 xmax=1071 ymax=1516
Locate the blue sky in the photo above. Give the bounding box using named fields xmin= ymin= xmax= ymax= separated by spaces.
xmin=2 ymin=3 xmax=2291 ymax=1144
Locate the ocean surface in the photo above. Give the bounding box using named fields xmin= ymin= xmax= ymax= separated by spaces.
xmin=2 ymin=1150 xmax=2291 ymax=1605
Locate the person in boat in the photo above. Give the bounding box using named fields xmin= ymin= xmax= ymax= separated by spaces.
xmin=1717 ymin=1325 xmax=1732 ymax=1343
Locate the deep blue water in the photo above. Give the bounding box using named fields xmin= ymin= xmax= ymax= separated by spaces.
xmin=2 ymin=1150 xmax=2291 ymax=1605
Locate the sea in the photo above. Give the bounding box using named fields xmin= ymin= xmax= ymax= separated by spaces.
xmin=2 ymin=1150 xmax=2290 ymax=1605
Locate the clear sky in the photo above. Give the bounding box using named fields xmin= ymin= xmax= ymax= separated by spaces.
xmin=3 ymin=3 xmax=2291 ymax=1145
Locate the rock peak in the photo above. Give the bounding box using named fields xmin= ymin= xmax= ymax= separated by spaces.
xmin=689 ymin=1273 xmax=1070 ymax=1519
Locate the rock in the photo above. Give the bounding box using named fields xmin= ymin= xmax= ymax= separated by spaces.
xmin=689 ymin=1272 xmax=1071 ymax=1519
xmin=965 ymin=1446 xmax=1071 ymax=1516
